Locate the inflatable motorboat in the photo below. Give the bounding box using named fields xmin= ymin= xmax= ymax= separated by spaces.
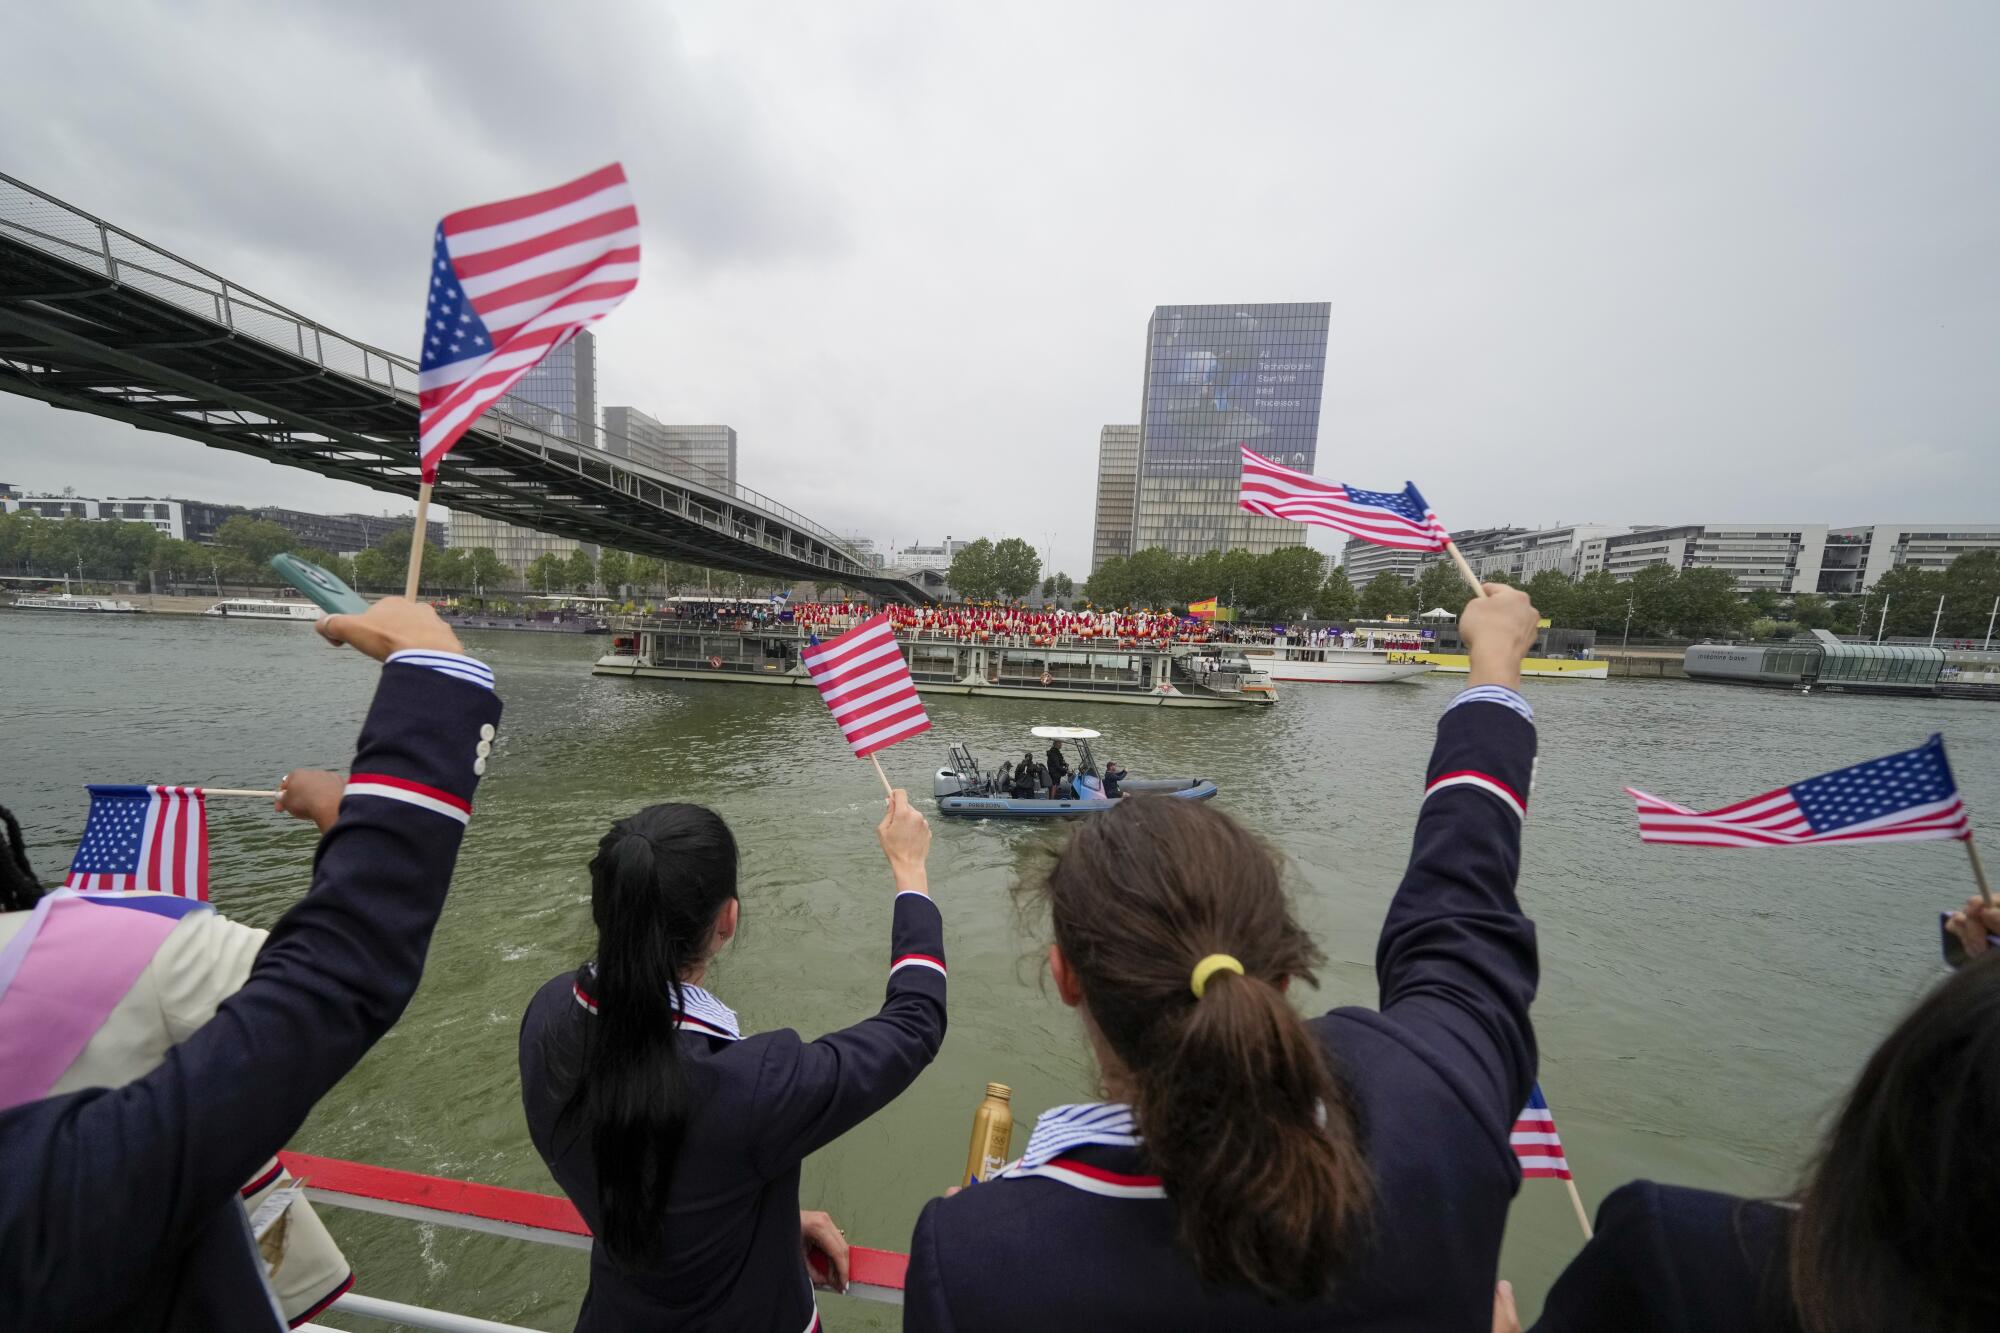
xmin=933 ymin=726 xmax=1219 ymax=818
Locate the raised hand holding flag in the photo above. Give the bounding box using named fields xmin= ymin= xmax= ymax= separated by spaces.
xmin=407 ymin=164 xmax=642 ymax=597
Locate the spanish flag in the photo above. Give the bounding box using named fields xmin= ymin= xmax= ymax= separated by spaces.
xmin=1188 ymin=597 xmax=1219 ymax=621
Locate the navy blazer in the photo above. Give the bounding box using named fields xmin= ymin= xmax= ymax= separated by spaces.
xmin=1533 ymin=1182 xmax=1799 ymax=1333
xmin=0 ymin=662 xmax=501 ymax=1332
xmin=519 ymin=889 xmax=947 ymax=1332
xmin=905 ymin=698 xmax=1540 ymax=1331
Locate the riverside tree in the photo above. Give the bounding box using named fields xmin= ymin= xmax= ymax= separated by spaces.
xmin=990 ymin=537 xmax=1042 ymax=600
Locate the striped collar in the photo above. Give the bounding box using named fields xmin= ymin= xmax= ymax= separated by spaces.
xmin=1011 ymin=1101 xmax=1141 ymax=1170
xmin=570 ymin=965 xmax=742 ymax=1041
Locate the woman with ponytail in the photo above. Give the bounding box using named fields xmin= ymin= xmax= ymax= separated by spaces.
xmin=519 ymin=789 xmax=944 ymax=1333
xmin=904 ymin=586 xmax=1547 ymax=1330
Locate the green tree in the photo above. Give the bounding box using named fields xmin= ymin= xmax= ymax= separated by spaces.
xmin=1411 ymin=561 xmax=1470 ymax=620
xmin=350 ymin=546 xmax=398 ymax=590
xmin=148 ymin=537 xmax=211 ymax=584
xmin=597 ymin=549 xmax=631 ymax=597
xmin=1312 ymin=567 xmax=1357 ymax=621
xmin=1570 ymin=570 xmax=1627 ymax=634
xmin=1215 ymin=548 xmax=1264 ymax=614
xmin=1674 ymin=568 xmax=1749 ymax=638
xmin=1626 ymin=565 xmax=1680 ymax=637
xmin=1083 ymin=555 xmax=1130 ymax=607
xmin=1180 ymin=549 xmax=1225 ymax=606
xmin=1942 ymin=551 xmax=2000 ymax=639
xmin=1040 ymin=576 xmax=1055 ymax=599
xmin=1524 ymin=570 xmax=1576 ymax=627
xmin=1869 ymin=564 xmax=1946 ymax=637
xmin=947 ymin=539 xmax=999 ymax=601
xmin=1124 ymin=547 xmax=1183 ymax=609
xmin=1254 ymin=546 xmax=1325 ymax=618
xmin=1358 ymin=572 xmax=1412 ymax=619
xmin=465 ymin=547 xmax=510 ymax=596
xmin=213 ymin=515 xmax=296 ymax=571
xmin=1052 ymin=572 xmax=1073 ymax=599
xmin=428 ymin=546 xmax=470 ymax=592
xmin=626 ymin=555 xmax=663 ymax=596
xmin=989 ymin=537 xmax=1042 ymax=600
xmin=564 ymin=549 xmax=598 ymax=594
xmin=1789 ymin=592 xmax=1835 ymax=629
xmin=524 ymin=552 xmax=567 ymax=594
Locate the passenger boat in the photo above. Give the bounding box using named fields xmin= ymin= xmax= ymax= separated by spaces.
xmin=594 ymin=623 xmax=1277 ymax=708
xmin=6 ymin=592 xmax=140 ymax=613
xmin=934 ymin=727 xmax=1218 ymax=818
xmin=203 ymin=598 xmax=320 ymax=621
xmin=1239 ymin=641 xmax=1430 ymax=683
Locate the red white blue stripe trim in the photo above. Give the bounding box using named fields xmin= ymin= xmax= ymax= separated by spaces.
xmin=1425 ymin=769 xmax=1526 ymax=819
xmin=343 ymin=774 xmax=472 ymax=824
xmin=386 ymin=649 xmax=495 ymax=692
xmin=1004 ymin=1156 xmax=1167 ymax=1199
xmin=570 ymin=978 xmax=742 ymax=1040
xmin=890 ymin=953 xmax=946 ymax=979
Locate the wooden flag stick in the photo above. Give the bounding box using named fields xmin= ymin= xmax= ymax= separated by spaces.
xmin=203 ymin=789 xmax=280 ymax=798
xmin=1966 ymin=834 xmax=1994 ymax=910
xmin=870 ymin=754 xmax=895 ymax=799
xmin=1444 ymin=541 xmax=1489 ymax=598
xmin=1563 ymin=1176 xmax=1594 ymax=1240
xmin=403 ymin=481 xmax=434 ymax=600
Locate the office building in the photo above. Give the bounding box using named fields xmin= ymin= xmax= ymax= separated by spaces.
xmin=252 ymin=507 xmax=443 ymax=555
xmin=888 ymin=539 xmax=973 ymax=574
xmin=179 ymin=498 xmax=247 ymax=544
xmin=1131 ymin=302 xmax=1330 ymax=558
xmin=1818 ymin=525 xmax=2000 ymax=593
xmin=1090 ymin=425 xmax=1140 ymax=571
xmin=505 ymin=329 xmax=597 ymax=442
xmin=3 ymin=495 xmax=188 ymax=540
xmin=1341 ymin=542 xmax=1430 ymax=586
xmin=842 ymin=536 xmax=887 ymax=570
xmin=1593 ymin=524 xmax=1828 ymax=593
xmin=446 ymin=510 xmax=597 ymax=585
xmin=603 ymin=407 xmax=739 ymax=490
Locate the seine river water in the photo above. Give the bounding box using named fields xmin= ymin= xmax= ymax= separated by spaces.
xmin=4 ymin=613 xmax=1997 ymax=1328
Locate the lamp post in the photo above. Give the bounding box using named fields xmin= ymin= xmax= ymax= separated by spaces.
xmin=1622 ymin=596 xmax=1634 ymax=649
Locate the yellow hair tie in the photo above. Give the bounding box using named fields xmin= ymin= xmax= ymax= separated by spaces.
xmin=1190 ymin=954 xmax=1244 ymax=999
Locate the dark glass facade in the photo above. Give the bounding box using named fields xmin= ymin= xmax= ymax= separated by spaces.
xmin=505 ymin=329 xmax=597 ymax=442
xmin=1134 ymin=302 xmax=1329 ymax=556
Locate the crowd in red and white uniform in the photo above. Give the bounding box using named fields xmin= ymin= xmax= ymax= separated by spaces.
xmin=793 ymin=602 xmax=1224 ymax=645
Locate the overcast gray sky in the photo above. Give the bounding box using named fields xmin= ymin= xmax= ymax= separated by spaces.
xmin=3 ymin=1 xmax=1995 ymax=576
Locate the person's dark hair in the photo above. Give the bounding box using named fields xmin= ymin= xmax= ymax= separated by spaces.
xmin=1787 ymin=953 xmax=2000 ymax=1333
xmin=0 ymin=803 xmax=46 ymax=913
xmin=1026 ymin=797 xmax=1372 ymax=1302
xmin=568 ymin=803 xmax=738 ymax=1263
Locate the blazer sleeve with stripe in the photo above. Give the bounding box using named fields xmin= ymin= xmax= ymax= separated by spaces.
xmin=0 ymin=661 xmax=501 ymax=1330
xmin=747 ymin=890 xmax=948 ymax=1176
xmin=1371 ymin=696 xmax=1540 ymax=1137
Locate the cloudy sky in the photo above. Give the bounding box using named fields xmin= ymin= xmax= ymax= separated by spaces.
xmin=3 ymin=1 xmax=1994 ymax=576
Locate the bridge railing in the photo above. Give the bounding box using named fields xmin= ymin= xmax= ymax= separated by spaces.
xmin=0 ymin=173 xmax=872 ymax=571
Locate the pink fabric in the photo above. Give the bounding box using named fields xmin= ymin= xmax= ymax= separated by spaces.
xmin=0 ymin=897 xmax=177 ymax=1110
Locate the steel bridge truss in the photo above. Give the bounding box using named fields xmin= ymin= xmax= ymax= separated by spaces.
xmin=0 ymin=173 xmax=922 ymax=601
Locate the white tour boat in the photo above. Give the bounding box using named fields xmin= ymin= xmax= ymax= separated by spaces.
xmin=7 ymin=592 xmax=141 ymax=613
xmin=203 ymin=598 xmax=322 ymax=622
xmin=1241 ymin=641 xmax=1431 ymax=684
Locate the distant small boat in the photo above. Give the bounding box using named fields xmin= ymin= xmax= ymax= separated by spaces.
xmin=1240 ymin=642 xmax=1430 ymax=683
xmin=933 ymin=726 xmax=1219 ymax=818
xmin=8 ymin=593 xmax=141 ymax=613
xmin=203 ymin=598 xmax=321 ymax=622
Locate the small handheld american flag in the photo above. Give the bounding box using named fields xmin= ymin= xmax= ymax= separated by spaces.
xmin=1628 ymin=734 xmax=1970 ymax=848
xmin=802 ymin=614 xmax=932 ymax=760
xmin=64 ymin=785 xmax=210 ymax=900
xmin=1237 ymin=445 xmax=1450 ymax=552
xmin=1511 ymin=1085 xmax=1571 ymax=1180
xmin=418 ymin=164 xmax=641 ymax=481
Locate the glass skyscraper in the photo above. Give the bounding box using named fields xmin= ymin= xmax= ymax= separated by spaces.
xmin=505 ymin=328 xmax=597 ymax=442
xmin=1091 ymin=424 xmax=1140 ymax=572
xmin=1132 ymin=302 xmax=1329 ymax=557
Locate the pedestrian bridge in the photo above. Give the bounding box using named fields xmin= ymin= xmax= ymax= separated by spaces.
xmin=0 ymin=172 xmax=926 ymax=601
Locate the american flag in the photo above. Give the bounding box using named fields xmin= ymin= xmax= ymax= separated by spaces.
xmin=1512 ymin=1085 xmax=1571 ymax=1180
xmin=801 ymin=614 xmax=932 ymax=759
xmin=418 ymin=163 xmax=641 ymax=481
xmin=1237 ymin=445 xmax=1450 ymax=552
xmin=63 ymin=785 xmax=210 ymax=900
xmin=1629 ymin=734 xmax=1970 ymax=848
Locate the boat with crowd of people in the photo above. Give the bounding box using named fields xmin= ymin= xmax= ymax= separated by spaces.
xmin=6 ymin=592 xmax=141 ymax=613
xmin=593 ymin=618 xmax=1277 ymax=708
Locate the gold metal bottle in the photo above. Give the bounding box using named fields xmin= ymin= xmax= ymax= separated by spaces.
xmin=961 ymin=1082 xmax=1014 ymax=1185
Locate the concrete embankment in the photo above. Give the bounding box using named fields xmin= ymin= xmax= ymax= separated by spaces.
xmin=1597 ymin=648 xmax=1688 ymax=679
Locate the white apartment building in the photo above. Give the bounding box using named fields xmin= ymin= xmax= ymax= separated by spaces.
xmin=3 ymin=495 xmax=187 ymax=540
xmin=1340 ymin=541 xmax=1430 ymax=585
xmin=1817 ymin=525 xmax=2000 ymax=593
xmin=1596 ymin=524 xmax=1828 ymax=593
xmin=1462 ymin=523 xmax=1627 ymax=580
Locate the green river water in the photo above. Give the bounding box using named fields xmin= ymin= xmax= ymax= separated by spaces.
xmin=4 ymin=613 xmax=1996 ymax=1329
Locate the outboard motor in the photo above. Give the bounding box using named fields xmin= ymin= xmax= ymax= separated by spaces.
xmin=935 ymin=768 xmax=967 ymax=799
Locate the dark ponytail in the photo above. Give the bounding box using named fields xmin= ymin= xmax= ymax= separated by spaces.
xmin=1786 ymin=953 xmax=2000 ymax=1333
xmin=0 ymin=804 xmax=46 ymax=913
xmin=569 ymin=803 xmax=738 ymax=1264
xmin=1028 ymin=797 xmax=1373 ymax=1302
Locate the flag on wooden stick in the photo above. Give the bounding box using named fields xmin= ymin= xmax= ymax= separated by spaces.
xmin=64 ymin=785 xmax=210 ymax=899
xmin=802 ymin=614 xmax=932 ymax=759
xmin=1236 ymin=445 xmax=1450 ymax=552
